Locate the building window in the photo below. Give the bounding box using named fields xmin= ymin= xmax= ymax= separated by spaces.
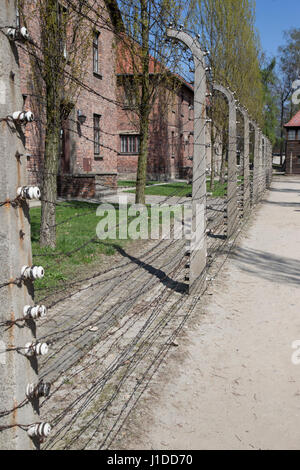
xmin=288 ymin=129 xmax=296 ymax=140
xmin=93 ymin=32 xmax=100 ymax=74
xmin=123 ymin=87 xmax=137 ymax=109
xmin=120 ymin=135 xmax=140 ymax=154
xmin=93 ymin=114 xmax=101 ymax=155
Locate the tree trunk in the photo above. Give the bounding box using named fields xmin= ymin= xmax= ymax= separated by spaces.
xmin=135 ymin=0 xmax=150 ymax=204
xmin=40 ymin=99 xmax=60 ymax=248
xmin=136 ymin=118 xmax=149 ymax=204
xmin=39 ymin=0 xmax=62 ymax=248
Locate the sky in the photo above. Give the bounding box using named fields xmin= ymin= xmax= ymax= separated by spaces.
xmin=255 ymin=0 xmax=300 ymax=60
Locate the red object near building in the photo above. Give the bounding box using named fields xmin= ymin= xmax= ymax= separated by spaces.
xmin=284 ymin=110 xmax=300 ymax=174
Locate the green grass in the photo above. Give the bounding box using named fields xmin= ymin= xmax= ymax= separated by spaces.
xmin=31 ymin=177 xmax=240 ymax=297
xmin=125 ymin=180 xmax=229 ymax=198
xmin=30 ymin=200 xmax=171 ymax=299
xmin=30 ymin=201 xmax=138 ymax=298
xmin=207 ymin=181 xmax=227 ymax=198
xmin=117 ymin=180 xmax=159 ymax=188
xmin=125 ymin=182 xmax=193 ymax=197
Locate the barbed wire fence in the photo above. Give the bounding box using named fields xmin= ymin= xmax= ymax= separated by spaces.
xmin=0 ymin=1 xmax=273 ymax=450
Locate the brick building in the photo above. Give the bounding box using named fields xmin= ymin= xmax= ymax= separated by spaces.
xmin=284 ymin=110 xmax=300 ymax=175
xmin=18 ymin=1 xmax=205 ymax=198
xmin=19 ymin=0 xmax=121 ymax=198
xmin=116 ymin=57 xmax=195 ymax=181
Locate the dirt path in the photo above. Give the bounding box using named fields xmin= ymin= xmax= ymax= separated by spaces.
xmin=117 ymin=175 xmax=300 ymax=450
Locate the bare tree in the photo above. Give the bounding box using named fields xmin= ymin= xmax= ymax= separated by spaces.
xmin=117 ymin=0 xmax=185 ymax=203
xmin=20 ymin=0 xmax=97 ymax=248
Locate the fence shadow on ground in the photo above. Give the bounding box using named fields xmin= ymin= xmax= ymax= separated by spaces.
xmin=113 ymin=245 xmax=188 ymax=294
xmin=261 ymin=199 xmax=300 ymax=208
xmin=269 ymin=187 xmax=300 ymax=194
xmin=231 ymin=247 xmax=300 ymax=286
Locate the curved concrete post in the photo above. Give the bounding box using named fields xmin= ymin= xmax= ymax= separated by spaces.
xmin=166 ymin=29 xmax=207 ymax=294
xmin=0 ymin=2 xmax=38 ymax=449
xmin=238 ymin=107 xmax=250 ymax=217
xmin=261 ymin=135 xmax=266 ymax=194
xmin=266 ymin=138 xmax=272 ymax=188
xmin=251 ymin=122 xmax=260 ymax=204
xmin=258 ymin=129 xmax=263 ymax=200
xmin=213 ymin=83 xmax=238 ymax=238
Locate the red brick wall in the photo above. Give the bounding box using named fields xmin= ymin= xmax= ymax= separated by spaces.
xmin=58 ymin=175 xmax=95 ymax=199
xmin=18 ymin=0 xmax=118 ymax=197
xmin=19 ymin=3 xmax=197 ymax=191
xmin=117 ymin=79 xmax=194 ymax=181
xmin=285 ymin=139 xmax=300 ymax=174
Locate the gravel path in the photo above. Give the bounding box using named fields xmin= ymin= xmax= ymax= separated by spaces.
xmin=116 ymin=175 xmax=300 ymax=450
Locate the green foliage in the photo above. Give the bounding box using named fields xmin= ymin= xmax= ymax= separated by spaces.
xmin=278 ymin=28 xmax=300 ymax=120
xmin=117 ymin=0 xmax=186 ymax=204
xmin=188 ymin=0 xmax=264 ymax=124
xmin=261 ymin=58 xmax=279 ymax=145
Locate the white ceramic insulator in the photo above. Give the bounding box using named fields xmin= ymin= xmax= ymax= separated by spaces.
xmin=27 ymin=186 xmax=40 ymax=199
xmin=12 ymin=110 xmax=34 ymax=123
xmin=32 ymin=266 xmax=44 ymax=279
xmin=35 ymin=343 xmax=48 ymax=356
xmin=23 ymin=305 xmax=31 ymax=318
xmin=20 ymin=26 xmax=29 ymax=39
xmin=12 ymin=111 xmax=25 ymax=121
xmin=21 ymin=266 xmax=31 ymax=279
xmin=28 ymin=423 xmax=51 ymax=438
xmin=38 ymin=305 xmax=47 ymax=318
xmin=21 ymin=265 xmax=44 ymax=280
xmin=7 ymin=28 xmax=16 ymax=39
xmin=25 ymin=111 xmax=34 ymax=122
xmin=27 ymin=424 xmax=38 ymax=437
xmin=24 ymin=342 xmax=48 ymax=357
xmin=23 ymin=305 xmax=38 ymax=319
xmin=26 ymin=383 xmax=35 ymax=399
xmin=23 ymin=304 xmax=47 ymax=319
xmin=17 ymin=186 xmax=40 ymax=200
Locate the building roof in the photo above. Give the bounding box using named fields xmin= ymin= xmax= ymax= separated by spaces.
xmin=116 ymin=35 xmax=194 ymax=92
xmin=284 ymin=110 xmax=300 ymax=128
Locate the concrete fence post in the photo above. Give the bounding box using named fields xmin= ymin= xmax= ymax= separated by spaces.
xmin=264 ymin=136 xmax=268 ymax=193
xmin=213 ymin=83 xmax=238 ymax=238
xmin=259 ymin=131 xmax=264 ymax=200
xmin=239 ymin=107 xmax=250 ymax=218
xmin=166 ymin=29 xmax=207 ymax=294
xmin=0 ymin=1 xmax=39 ymax=450
xmin=252 ymin=123 xmax=260 ymax=204
xmin=260 ymin=134 xmax=264 ymax=196
xmin=270 ymin=140 xmax=273 ymax=186
xmin=266 ymin=138 xmax=272 ymax=188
